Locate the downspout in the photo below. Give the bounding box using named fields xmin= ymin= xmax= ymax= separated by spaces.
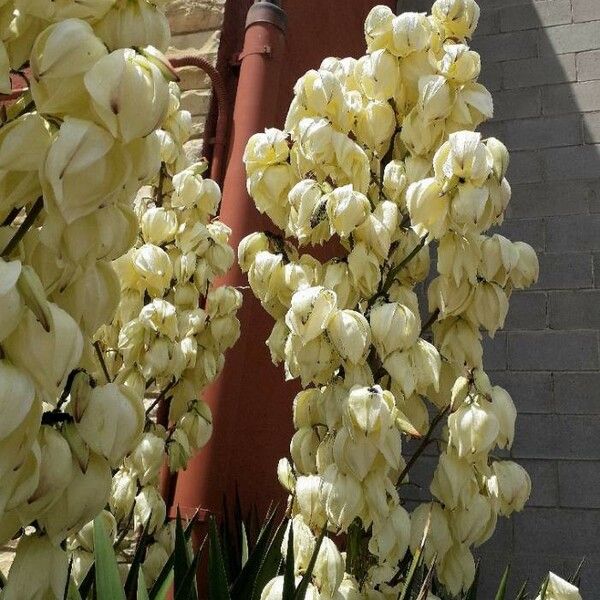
xmin=169 ymin=0 xmax=288 ymax=522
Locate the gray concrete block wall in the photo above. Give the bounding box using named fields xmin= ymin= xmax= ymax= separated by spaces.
xmin=471 ymin=0 xmax=600 ymax=594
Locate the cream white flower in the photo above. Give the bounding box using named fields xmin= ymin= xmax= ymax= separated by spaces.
xmin=487 ymin=460 xmax=531 ymax=516
xmin=327 ymin=309 xmax=371 ymax=365
xmin=534 ymin=573 xmax=582 ymax=600
xmin=84 ymin=48 xmax=170 ymax=143
xmin=72 ymin=381 xmax=144 ymax=466
xmin=3 ymin=534 xmax=68 ymax=600
xmin=42 ymin=118 xmax=131 ymax=223
xmin=285 ymin=286 xmax=337 ymax=343
xmin=448 ymin=396 xmax=499 ymax=460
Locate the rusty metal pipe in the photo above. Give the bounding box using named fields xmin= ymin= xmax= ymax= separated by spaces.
xmin=169 ymin=54 xmax=230 ymax=186
xmin=170 ymin=0 xmax=289 ymax=524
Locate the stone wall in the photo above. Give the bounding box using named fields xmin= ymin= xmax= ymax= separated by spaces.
xmin=166 ymin=0 xmax=226 ymax=159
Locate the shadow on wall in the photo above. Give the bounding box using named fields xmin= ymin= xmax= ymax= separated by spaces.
xmin=401 ymin=0 xmax=600 ymax=595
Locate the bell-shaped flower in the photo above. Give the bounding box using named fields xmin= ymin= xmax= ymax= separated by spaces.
xmin=510 ymin=241 xmax=539 ymax=289
xmin=368 ymin=504 xmax=410 ymax=565
xmin=294 ymin=475 xmax=327 ymax=529
xmin=94 ymin=0 xmax=170 ymax=52
xmin=325 ymin=185 xmax=371 ymax=239
xmin=438 ymin=232 xmax=481 ymax=285
xmin=313 ymin=536 xmax=345 ymax=598
xmin=243 ymin=128 xmax=289 ymax=173
xmin=319 ymin=464 xmax=364 ymax=531
xmin=72 ymin=382 xmax=144 ymax=466
xmin=327 ymin=309 xmax=371 ymax=365
xmin=406 ymin=178 xmax=449 ymax=239
xmin=370 ymin=302 xmax=420 ymax=358
xmin=30 ymin=19 xmax=108 ymax=118
xmin=75 ymin=510 xmax=117 ymax=553
xmin=126 ymin=433 xmax=165 ymax=486
xmin=16 ymin=426 xmax=73 ymax=526
xmin=433 ymin=317 xmax=482 ymax=367
xmin=430 ymin=451 xmax=477 ymax=510
xmin=84 ymin=47 xmax=170 ymax=143
xmin=364 ymin=5 xmax=394 ymax=53
xmin=109 ymin=468 xmax=137 ymax=522
xmin=2 ymin=534 xmax=68 ymax=600
xmin=486 ymin=460 xmax=531 ymax=516
xmin=134 ymin=485 xmax=166 ymax=534
xmin=432 ymin=0 xmax=480 ymax=40
xmin=466 ymin=281 xmax=508 ymax=336
xmin=348 ymin=242 xmax=381 ymax=298
xmin=489 ymin=385 xmax=517 ymax=449
xmin=409 ymin=502 xmax=452 ymax=565
xmin=42 ymin=117 xmax=132 ymax=223
xmin=4 ymin=303 xmax=83 ymax=405
xmin=285 ymin=286 xmax=337 ymax=344
xmin=38 ymin=452 xmax=111 ymax=545
xmin=132 ymin=243 xmax=173 ymax=296
xmin=448 ymin=395 xmax=500 ymax=460
xmin=355 ymin=49 xmax=399 ymax=101
xmin=534 ymin=573 xmax=582 ymax=600
xmin=437 ymin=542 xmax=476 ymax=596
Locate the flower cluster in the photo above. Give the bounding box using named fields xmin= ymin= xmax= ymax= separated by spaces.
xmin=240 ymin=1 xmax=539 ymax=597
xmin=69 ymin=86 xmax=242 ymax=585
xmin=0 ymin=0 xmax=238 ymax=594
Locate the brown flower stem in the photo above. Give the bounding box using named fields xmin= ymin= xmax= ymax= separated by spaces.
xmin=1 ymin=197 xmax=43 ymax=258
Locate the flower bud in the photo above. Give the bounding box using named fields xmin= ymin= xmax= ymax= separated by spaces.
xmin=84 ymin=48 xmax=170 ymax=143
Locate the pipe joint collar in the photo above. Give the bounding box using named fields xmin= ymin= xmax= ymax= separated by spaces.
xmin=246 ymin=0 xmax=287 ymax=32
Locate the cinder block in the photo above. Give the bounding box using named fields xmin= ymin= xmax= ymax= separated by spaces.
xmin=577 ymin=49 xmax=600 ymax=81
xmin=546 ymin=214 xmax=600 ymax=252
xmin=504 ymin=115 xmax=582 ymax=150
xmin=483 ymin=332 xmax=508 ymax=370
xmin=488 ymin=370 xmax=555 ymax=413
xmin=508 ymin=330 xmax=599 ymax=370
xmin=475 ymin=8 xmax=500 ymax=36
xmin=583 ymin=112 xmax=600 ymax=143
xmin=595 ymin=253 xmax=600 ymax=286
xmin=508 ymin=181 xmax=591 ymax=219
xmin=515 ymin=415 xmax=600 ymax=458
xmin=554 ymin=372 xmax=600 ymax=413
xmin=504 ymin=291 xmax=547 ymax=330
xmin=503 ymin=55 xmax=577 ymax=89
xmin=520 ymin=459 xmax=559 ymax=507
xmin=542 ymin=81 xmax=600 ymax=115
xmin=479 ymin=62 xmax=503 ymax=91
xmin=473 ymin=30 xmax=538 ymax=63
xmin=180 ymin=89 xmax=212 ymax=116
xmin=501 ymin=218 xmax=546 ymax=252
xmin=536 ymin=253 xmax=594 ymax=290
xmin=493 ymin=88 xmax=541 ymax=121
xmin=549 ymin=290 xmax=600 ymax=329
xmin=506 ymin=150 xmax=544 ymax=184
xmin=559 ymin=461 xmax=600 ymax=508
xmin=542 ymin=145 xmax=600 ymax=182
xmin=500 ymin=1 xmax=572 ymax=32
xmin=540 ymin=21 xmax=600 ymax=55
xmin=573 ymin=0 xmax=600 ymax=23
